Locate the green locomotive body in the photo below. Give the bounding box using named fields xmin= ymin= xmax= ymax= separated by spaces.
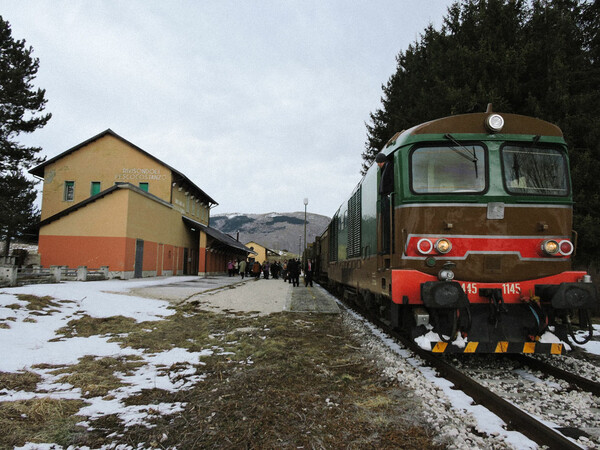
xmin=317 ymin=110 xmax=597 ymax=354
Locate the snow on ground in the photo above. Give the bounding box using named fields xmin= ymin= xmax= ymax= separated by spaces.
xmin=2 ymin=277 xmax=600 ymax=449
xmin=314 ymin=285 xmax=600 ymax=450
xmin=0 ymin=276 xmax=225 ymax=437
xmin=339 ymin=305 xmax=538 ymax=449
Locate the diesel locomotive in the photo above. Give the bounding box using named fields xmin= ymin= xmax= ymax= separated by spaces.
xmin=313 ymin=107 xmax=597 ymax=354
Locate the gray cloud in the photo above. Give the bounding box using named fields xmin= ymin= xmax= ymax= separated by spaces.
xmin=4 ymin=0 xmax=453 ymax=216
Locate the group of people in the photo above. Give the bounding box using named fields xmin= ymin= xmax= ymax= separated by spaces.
xmin=226 ymin=258 xmax=315 ymax=287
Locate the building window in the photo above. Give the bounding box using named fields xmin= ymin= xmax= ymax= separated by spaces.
xmin=139 ymin=182 xmax=149 ymax=192
xmin=64 ymin=181 xmax=75 ymax=201
xmin=90 ymin=181 xmax=101 ymax=196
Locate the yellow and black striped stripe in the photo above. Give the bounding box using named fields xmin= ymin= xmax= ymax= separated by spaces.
xmin=431 ymin=341 xmax=563 ymax=354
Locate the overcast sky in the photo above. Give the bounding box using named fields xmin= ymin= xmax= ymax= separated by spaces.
xmin=4 ymin=1 xmax=454 ymax=217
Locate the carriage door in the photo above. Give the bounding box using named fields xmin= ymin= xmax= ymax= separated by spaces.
xmin=134 ymin=239 xmax=144 ymax=278
xmin=377 ymin=158 xmax=395 ymax=260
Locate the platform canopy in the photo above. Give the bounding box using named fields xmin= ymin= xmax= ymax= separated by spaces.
xmin=182 ymin=217 xmax=253 ymax=256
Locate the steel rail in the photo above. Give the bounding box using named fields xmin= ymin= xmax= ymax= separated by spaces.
xmin=337 ymin=295 xmax=583 ymax=450
xmin=511 ymin=353 xmax=600 ymax=396
xmin=398 ymin=335 xmax=581 ymax=450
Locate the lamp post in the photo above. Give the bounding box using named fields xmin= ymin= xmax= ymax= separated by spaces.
xmin=303 ymin=198 xmax=308 ymax=263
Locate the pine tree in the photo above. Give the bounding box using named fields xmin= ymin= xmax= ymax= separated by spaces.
xmin=0 ymin=16 xmax=51 ymax=257
xmin=362 ymin=0 xmax=600 ymax=266
xmin=0 ymin=171 xmax=39 ymax=253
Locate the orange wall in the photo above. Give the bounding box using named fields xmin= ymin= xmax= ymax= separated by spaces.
xmin=38 ymin=187 xmax=198 ymax=274
xmin=40 ymin=234 xmax=189 ymax=275
xmin=39 ymin=235 xmax=129 ymax=270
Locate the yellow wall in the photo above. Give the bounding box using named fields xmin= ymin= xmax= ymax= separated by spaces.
xmin=171 ymin=184 xmax=209 ymax=225
xmin=40 ymin=187 xmax=198 ymax=250
xmin=40 ymin=188 xmax=130 ymax=237
xmin=125 ymin=189 xmax=196 ymax=247
xmin=245 ymin=241 xmax=267 ymax=263
xmin=40 ymin=135 xmax=172 ymax=220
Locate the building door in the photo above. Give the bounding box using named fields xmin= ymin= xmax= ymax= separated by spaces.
xmin=183 ymin=248 xmax=189 ymax=275
xmin=134 ymin=239 xmax=144 ymax=278
xmin=157 ymin=243 xmax=164 ymax=276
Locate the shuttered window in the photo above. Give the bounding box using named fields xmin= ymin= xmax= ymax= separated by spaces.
xmin=64 ymin=181 xmax=75 ymax=201
xmin=347 ymin=186 xmax=362 ymax=258
xmin=90 ymin=182 xmax=101 ymax=196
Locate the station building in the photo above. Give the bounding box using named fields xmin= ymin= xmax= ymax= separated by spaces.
xmin=244 ymin=241 xmax=279 ymax=264
xmin=29 ymin=129 xmax=251 ymax=278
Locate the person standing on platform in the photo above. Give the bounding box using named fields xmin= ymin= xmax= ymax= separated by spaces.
xmin=282 ymin=260 xmax=288 ymax=282
xmin=294 ymin=259 xmax=301 ymax=287
xmin=289 ymin=258 xmax=300 ymax=287
xmin=239 ymin=259 xmax=247 ymax=279
xmin=227 ymin=260 xmax=234 ymax=277
xmin=271 ymin=261 xmax=280 ymax=279
xmin=286 ymin=259 xmax=293 ymax=284
xmin=262 ymin=261 xmax=270 ymax=279
xmin=252 ymin=260 xmax=261 ymax=279
xmin=304 ymin=258 xmax=314 ymax=287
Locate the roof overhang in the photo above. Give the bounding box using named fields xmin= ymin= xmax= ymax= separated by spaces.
xmin=182 ymin=217 xmax=252 ymax=254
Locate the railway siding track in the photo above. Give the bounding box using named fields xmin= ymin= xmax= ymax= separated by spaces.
xmin=338 ymin=294 xmax=600 ymax=449
xmin=511 ymin=354 xmax=600 ymax=397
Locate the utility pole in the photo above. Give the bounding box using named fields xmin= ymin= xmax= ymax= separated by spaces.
xmin=303 ymin=198 xmax=308 ymax=263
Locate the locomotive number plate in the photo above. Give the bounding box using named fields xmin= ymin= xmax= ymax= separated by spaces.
xmin=460 ymin=283 xmax=478 ymax=295
xmin=460 ymin=282 xmax=522 ymax=296
xmin=501 ymin=283 xmax=521 ymax=295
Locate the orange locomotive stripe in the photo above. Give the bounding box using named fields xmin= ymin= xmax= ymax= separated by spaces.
xmin=551 ymin=343 xmax=563 ymax=355
xmin=432 ymin=342 xmax=448 ymax=353
xmin=495 ymin=341 xmax=509 ymax=353
xmin=523 ymin=342 xmax=536 ymax=353
xmin=464 ymin=342 xmax=479 ymax=353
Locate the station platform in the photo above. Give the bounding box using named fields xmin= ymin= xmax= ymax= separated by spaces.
xmin=125 ymin=275 xmax=339 ymax=315
xmin=284 ymin=281 xmax=340 ymax=314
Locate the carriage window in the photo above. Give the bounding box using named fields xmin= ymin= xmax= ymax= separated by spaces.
xmin=501 ymin=146 xmax=568 ymax=196
xmin=411 ymin=145 xmax=486 ymax=193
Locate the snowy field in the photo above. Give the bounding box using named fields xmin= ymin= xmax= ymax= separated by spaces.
xmin=0 ymin=277 xmax=227 ymax=449
xmin=1 ymin=277 xmax=599 ymax=449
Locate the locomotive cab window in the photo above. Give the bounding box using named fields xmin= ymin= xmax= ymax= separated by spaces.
xmin=501 ymin=145 xmax=568 ymax=196
xmin=411 ymin=144 xmax=486 ymax=194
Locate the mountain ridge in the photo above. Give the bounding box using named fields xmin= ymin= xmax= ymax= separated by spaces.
xmin=210 ymin=211 xmax=330 ymax=254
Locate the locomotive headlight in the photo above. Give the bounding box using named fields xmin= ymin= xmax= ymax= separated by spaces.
xmin=435 ymin=238 xmax=452 ymax=254
xmin=438 ymin=268 xmax=455 ymax=281
xmin=485 ymin=114 xmax=505 ymax=132
xmin=541 ymin=239 xmax=559 ymax=256
xmin=417 ymin=238 xmax=434 ymax=254
xmin=559 ymin=240 xmax=574 ymax=256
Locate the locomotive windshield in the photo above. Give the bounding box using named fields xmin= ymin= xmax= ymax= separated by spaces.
xmin=411 ymin=145 xmax=486 ymax=194
xmin=501 ymin=145 xmax=568 ymax=196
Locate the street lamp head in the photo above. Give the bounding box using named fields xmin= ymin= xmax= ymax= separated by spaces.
xmin=303 ymin=198 xmax=308 ymax=206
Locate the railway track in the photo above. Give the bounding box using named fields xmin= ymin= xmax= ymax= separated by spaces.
xmin=335 ymin=293 xmax=600 ymax=449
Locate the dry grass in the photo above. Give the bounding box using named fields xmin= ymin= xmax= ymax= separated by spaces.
xmin=49 ymin=355 xmax=146 ymax=398
xmin=0 ymin=398 xmax=87 ymax=447
xmin=16 ymin=294 xmax=61 ymax=313
xmin=0 ymin=371 xmax=42 ymax=392
xmin=0 ymin=302 xmax=441 ymax=449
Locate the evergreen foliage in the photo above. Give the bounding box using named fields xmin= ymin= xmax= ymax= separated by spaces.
xmin=0 ymin=16 xmax=51 ymax=255
xmin=363 ymin=0 xmax=600 ymax=267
